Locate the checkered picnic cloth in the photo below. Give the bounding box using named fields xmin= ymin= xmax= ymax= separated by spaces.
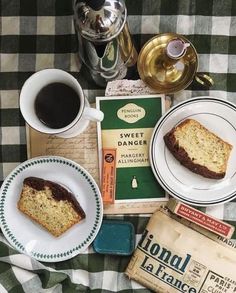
xmin=1 ymin=0 xmax=236 ymax=292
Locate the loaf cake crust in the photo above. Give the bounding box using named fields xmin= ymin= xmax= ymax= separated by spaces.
xmin=164 ymin=119 xmax=233 ymax=179
xmin=18 ymin=177 xmax=85 ymax=237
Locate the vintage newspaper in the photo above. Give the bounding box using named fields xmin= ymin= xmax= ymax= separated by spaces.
xmin=126 ymin=207 xmax=236 ymax=293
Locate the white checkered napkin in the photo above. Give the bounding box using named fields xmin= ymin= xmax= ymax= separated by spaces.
xmin=0 ymin=231 xmax=147 ymax=293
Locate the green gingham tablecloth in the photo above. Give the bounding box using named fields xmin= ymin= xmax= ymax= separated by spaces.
xmin=1 ymin=0 xmax=236 ymax=292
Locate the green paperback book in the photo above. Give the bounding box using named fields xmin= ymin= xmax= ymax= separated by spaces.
xmin=96 ymin=95 xmax=167 ymax=201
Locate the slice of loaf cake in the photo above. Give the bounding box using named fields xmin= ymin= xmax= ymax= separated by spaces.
xmin=164 ymin=119 xmax=233 ymax=179
xmin=18 ymin=177 xmax=85 ymax=237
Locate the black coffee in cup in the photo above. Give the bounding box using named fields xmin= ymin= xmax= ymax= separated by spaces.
xmin=34 ymin=83 xmax=80 ymax=129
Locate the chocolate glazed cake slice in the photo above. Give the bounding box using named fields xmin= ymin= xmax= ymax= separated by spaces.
xmin=18 ymin=177 xmax=85 ymax=237
xmin=163 ymin=119 xmax=233 ymax=179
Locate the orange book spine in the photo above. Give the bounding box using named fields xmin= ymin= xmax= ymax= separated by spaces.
xmin=101 ymin=148 xmax=116 ymax=204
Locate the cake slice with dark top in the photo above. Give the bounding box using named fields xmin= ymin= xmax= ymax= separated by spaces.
xmin=164 ymin=119 xmax=233 ymax=179
xmin=18 ymin=177 xmax=85 ymax=237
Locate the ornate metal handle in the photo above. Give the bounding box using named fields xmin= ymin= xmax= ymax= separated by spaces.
xmin=195 ymin=73 xmax=214 ymax=87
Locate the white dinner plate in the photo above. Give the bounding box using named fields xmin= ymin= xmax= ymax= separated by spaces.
xmin=0 ymin=156 xmax=103 ymax=262
xmin=150 ymin=97 xmax=236 ymax=206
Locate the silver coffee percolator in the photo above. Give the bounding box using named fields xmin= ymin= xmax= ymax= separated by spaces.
xmin=73 ymin=0 xmax=138 ymax=87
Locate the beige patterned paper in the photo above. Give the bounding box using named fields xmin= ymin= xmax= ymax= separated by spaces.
xmin=27 ymin=122 xmax=99 ymax=185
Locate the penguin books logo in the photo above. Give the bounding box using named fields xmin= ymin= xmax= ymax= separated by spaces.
xmin=105 ymin=153 xmax=114 ymax=163
xmin=117 ymin=103 xmax=145 ymax=123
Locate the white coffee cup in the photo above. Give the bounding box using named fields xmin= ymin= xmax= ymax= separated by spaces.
xmin=20 ymin=69 xmax=104 ymax=138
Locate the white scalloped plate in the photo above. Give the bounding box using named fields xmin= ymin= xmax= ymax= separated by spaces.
xmin=0 ymin=156 xmax=103 ymax=262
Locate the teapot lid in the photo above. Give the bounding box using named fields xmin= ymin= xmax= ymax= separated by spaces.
xmin=74 ymin=0 xmax=127 ymax=42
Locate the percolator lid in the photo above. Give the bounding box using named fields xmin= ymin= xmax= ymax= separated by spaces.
xmin=74 ymin=0 xmax=127 ymax=42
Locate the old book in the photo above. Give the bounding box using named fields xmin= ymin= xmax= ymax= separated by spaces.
xmin=96 ymin=95 xmax=167 ymax=203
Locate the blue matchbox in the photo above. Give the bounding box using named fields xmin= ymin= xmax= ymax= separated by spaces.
xmin=93 ymin=220 xmax=135 ymax=255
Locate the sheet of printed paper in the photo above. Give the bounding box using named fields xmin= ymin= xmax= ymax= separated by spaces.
xmin=27 ymin=122 xmax=99 ymax=184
